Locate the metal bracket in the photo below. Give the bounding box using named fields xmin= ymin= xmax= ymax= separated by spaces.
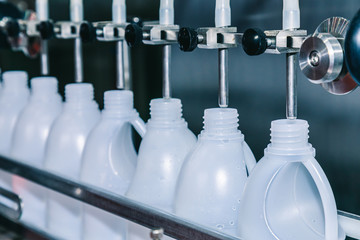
xmin=197 ymin=26 xmax=239 ymax=49
xmin=142 ymin=24 xmax=179 ymax=45
xmin=264 ymin=29 xmax=307 ymax=54
xmin=54 ymin=21 xmax=81 ymax=39
xmin=93 ymin=21 xmax=127 ymax=41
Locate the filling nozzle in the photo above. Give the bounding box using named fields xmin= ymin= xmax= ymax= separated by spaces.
xmin=36 ymin=0 xmax=49 ymax=75
xmin=112 ymin=0 xmax=126 ymax=24
xmin=71 ymin=0 xmax=84 ymax=22
xmin=283 ymin=0 xmax=300 ymax=30
xmin=159 ymin=0 xmax=174 ymax=25
xmin=71 ymin=0 xmax=84 ymax=83
xmin=113 ymin=0 xmax=127 ymax=89
xmin=215 ymin=0 xmax=231 ymax=28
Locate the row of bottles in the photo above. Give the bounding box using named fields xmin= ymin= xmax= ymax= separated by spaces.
xmin=0 ymin=70 xmax=340 ymax=240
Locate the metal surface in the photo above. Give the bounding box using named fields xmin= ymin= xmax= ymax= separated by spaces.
xmin=0 ymin=187 xmax=22 ymax=220
xmin=218 ymin=49 xmax=228 ymax=107
xmin=74 ymin=37 xmax=83 ymax=83
xmin=163 ymin=44 xmax=171 ymax=98
xmin=150 ymin=228 xmax=164 ymax=240
xmin=286 ymin=53 xmax=297 ymax=119
xmin=123 ymin=41 xmax=132 ymax=90
xmin=301 ymin=17 xmax=357 ymax=95
xmin=40 ymin=39 xmax=49 ymax=75
xmin=338 ymin=210 xmax=360 ymax=239
xmin=299 ymin=33 xmax=343 ymax=83
xmin=264 ymin=29 xmax=307 ymax=54
xmin=197 ymin=27 xmax=238 ymax=49
xmin=116 ymin=41 xmax=125 ymax=89
xmin=142 ymin=24 xmax=179 ymax=45
xmin=0 ymin=156 xmax=235 ymax=240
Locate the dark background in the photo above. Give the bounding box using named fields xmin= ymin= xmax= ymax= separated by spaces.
xmin=2 ymin=0 xmax=360 ymax=217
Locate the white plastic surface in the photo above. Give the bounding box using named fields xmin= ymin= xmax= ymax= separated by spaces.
xmin=215 ymin=0 xmax=231 ymax=27
xmin=112 ymin=0 xmax=126 ymax=24
xmin=338 ymin=212 xmax=360 ymax=239
xmin=71 ymin=0 xmax=84 ymax=22
xmin=174 ymin=108 xmax=254 ymax=237
xmin=10 ymin=77 xmax=62 ymax=230
xmin=126 ymin=98 xmax=196 ymax=240
xmin=44 ymin=83 xmax=100 ymax=240
xmin=36 ymin=0 xmax=49 ymax=21
xmin=80 ymin=90 xmax=146 ymax=240
xmin=238 ymin=119 xmax=343 ymax=240
xmin=159 ymin=0 xmax=174 ymax=25
xmin=283 ymin=0 xmax=300 ymax=30
xmin=0 ymin=71 xmax=29 ymax=192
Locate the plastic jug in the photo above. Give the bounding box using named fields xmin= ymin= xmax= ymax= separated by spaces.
xmin=0 ymin=71 xmax=29 ymax=191
xmin=174 ymin=108 xmax=256 ymax=237
xmin=238 ymin=119 xmax=345 ymax=240
xmin=11 ymin=76 xmax=62 ymax=229
xmin=44 ymin=83 xmax=100 ymax=240
xmin=80 ymin=90 xmax=146 ymax=240
xmin=126 ymin=98 xmax=196 ymax=240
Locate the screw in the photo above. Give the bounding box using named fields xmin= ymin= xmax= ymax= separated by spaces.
xmin=309 ymin=50 xmax=320 ymax=67
xmin=150 ymin=228 xmax=164 ymax=240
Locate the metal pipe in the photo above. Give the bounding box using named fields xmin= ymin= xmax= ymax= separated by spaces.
xmin=162 ymin=44 xmax=171 ymax=99
xmin=116 ymin=41 xmax=125 ymax=89
xmin=74 ymin=38 xmax=83 ymax=83
xmin=218 ymin=48 xmax=229 ymax=108
xmin=40 ymin=40 xmax=49 ymax=75
xmin=123 ymin=41 xmax=132 ymax=90
xmin=286 ymin=53 xmax=297 ymax=119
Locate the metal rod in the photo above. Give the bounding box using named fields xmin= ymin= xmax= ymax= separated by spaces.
xmin=0 ymin=156 xmax=235 ymax=240
xmin=286 ymin=53 xmax=297 ymax=119
xmin=40 ymin=40 xmax=49 ymax=75
xmin=162 ymin=44 xmax=171 ymax=99
xmin=123 ymin=40 xmax=132 ymax=90
xmin=116 ymin=41 xmax=125 ymax=89
xmin=74 ymin=38 xmax=83 ymax=83
xmin=218 ymin=48 xmax=229 ymax=108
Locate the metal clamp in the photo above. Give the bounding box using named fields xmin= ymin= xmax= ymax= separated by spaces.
xmin=54 ymin=21 xmax=82 ymax=39
xmin=142 ymin=23 xmax=179 ymax=45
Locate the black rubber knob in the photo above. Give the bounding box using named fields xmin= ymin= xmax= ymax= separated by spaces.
xmin=37 ymin=21 xmax=54 ymax=40
xmin=345 ymin=9 xmax=360 ymax=86
xmin=242 ymin=28 xmax=267 ymax=56
xmin=178 ymin=27 xmax=198 ymax=52
xmin=5 ymin=19 xmax=19 ymax=38
xmin=125 ymin=23 xmax=143 ymax=47
xmin=80 ymin=21 xmax=96 ymax=43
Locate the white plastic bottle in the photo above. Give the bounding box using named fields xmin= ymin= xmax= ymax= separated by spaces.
xmin=11 ymin=76 xmax=62 ymax=229
xmin=238 ymin=119 xmax=345 ymax=240
xmin=174 ymin=108 xmax=254 ymax=237
xmin=0 ymin=71 xmax=29 ymax=191
xmin=126 ymin=98 xmax=196 ymax=240
xmin=44 ymin=83 xmax=100 ymax=240
xmin=80 ymin=90 xmax=146 ymax=240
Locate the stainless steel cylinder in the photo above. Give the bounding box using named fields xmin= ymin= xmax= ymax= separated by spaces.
xmin=286 ymin=53 xmax=297 ymax=119
xmin=218 ymin=48 xmax=229 ymax=108
xmin=162 ymin=45 xmax=171 ymax=99
xmin=116 ymin=41 xmax=125 ymax=89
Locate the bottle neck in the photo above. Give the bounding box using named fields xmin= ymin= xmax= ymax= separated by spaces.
xmin=265 ymin=119 xmax=315 ymax=157
xmin=31 ymin=77 xmax=60 ymax=102
xmin=102 ymin=90 xmax=136 ymax=119
xmin=148 ymin=98 xmax=186 ymax=128
xmin=200 ymin=108 xmax=243 ymax=140
xmin=64 ymin=83 xmax=98 ymax=111
xmin=2 ymin=71 xmax=28 ymax=94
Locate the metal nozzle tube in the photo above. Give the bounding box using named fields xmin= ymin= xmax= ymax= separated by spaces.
xmin=218 ymin=48 xmax=229 ymax=108
xmin=286 ymin=53 xmax=298 ymax=119
xmin=162 ymin=45 xmax=171 ymax=99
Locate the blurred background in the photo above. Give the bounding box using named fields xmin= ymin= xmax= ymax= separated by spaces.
xmin=1 ymin=0 xmax=359 ymax=217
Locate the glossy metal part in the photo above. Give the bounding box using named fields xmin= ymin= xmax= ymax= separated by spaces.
xmin=299 ymin=17 xmax=357 ymax=95
xmin=218 ymin=48 xmax=228 ymax=107
xmin=197 ymin=26 xmax=239 ymax=49
xmin=142 ymin=24 xmax=179 ymax=45
xmin=0 ymin=186 xmax=22 ymax=220
xmin=286 ymin=53 xmax=297 ymax=119
xmin=162 ymin=45 xmax=171 ymax=98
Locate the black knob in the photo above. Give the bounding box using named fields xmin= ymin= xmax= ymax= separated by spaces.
xmin=345 ymin=9 xmax=360 ymax=86
xmin=80 ymin=21 xmax=96 ymax=43
xmin=125 ymin=23 xmax=143 ymax=47
xmin=5 ymin=19 xmax=19 ymax=38
xmin=37 ymin=21 xmax=54 ymax=40
xmin=242 ymin=28 xmax=267 ymax=56
xmin=178 ymin=27 xmax=198 ymax=52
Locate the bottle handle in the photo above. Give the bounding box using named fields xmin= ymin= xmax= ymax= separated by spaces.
xmin=129 ymin=112 xmax=146 ymax=138
xmin=303 ymin=158 xmax=338 ymax=240
xmin=243 ymin=141 xmax=257 ymax=175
